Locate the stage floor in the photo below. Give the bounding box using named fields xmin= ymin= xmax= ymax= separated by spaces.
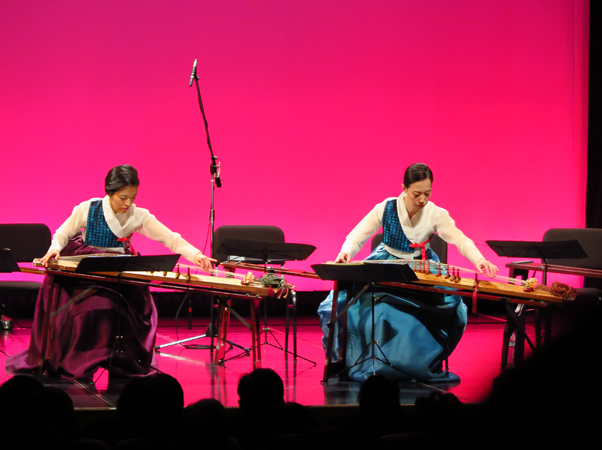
xmin=0 ymin=313 xmax=525 ymax=409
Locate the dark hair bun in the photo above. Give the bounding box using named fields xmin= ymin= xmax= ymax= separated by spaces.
xmin=105 ymin=165 xmax=140 ymax=195
xmin=403 ymin=163 xmax=433 ymax=187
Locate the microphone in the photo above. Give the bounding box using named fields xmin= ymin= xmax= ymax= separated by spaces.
xmin=211 ymin=158 xmax=222 ymax=188
xmin=189 ymin=59 xmax=197 ymax=87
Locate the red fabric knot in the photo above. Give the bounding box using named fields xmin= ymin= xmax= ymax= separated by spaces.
xmin=409 ymin=235 xmax=434 ymax=260
xmin=117 ymin=236 xmax=139 ymax=256
xmin=536 ymin=281 xmax=578 ymax=301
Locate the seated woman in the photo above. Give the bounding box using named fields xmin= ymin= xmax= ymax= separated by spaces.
xmin=6 ymin=164 xmax=214 ymax=379
xmin=318 ymin=163 xmax=497 ymax=382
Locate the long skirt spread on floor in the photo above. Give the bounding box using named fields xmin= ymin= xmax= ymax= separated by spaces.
xmin=5 ymin=236 xmax=157 ymax=379
xmin=318 ymin=243 xmax=467 ymax=382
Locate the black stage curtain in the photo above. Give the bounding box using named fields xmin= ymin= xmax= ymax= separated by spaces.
xmin=587 ymin=2 xmax=602 ymax=228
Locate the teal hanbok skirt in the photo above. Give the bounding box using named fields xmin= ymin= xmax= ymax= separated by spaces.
xmin=318 ymin=244 xmax=467 ymax=382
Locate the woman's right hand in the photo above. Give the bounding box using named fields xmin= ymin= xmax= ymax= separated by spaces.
xmin=192 ymin=252 xmax=217 ymax=274
xmin=40 ymin=249 xmax=60 ymax=267
xmin=334 ymin=251 xmax=351 ymax=263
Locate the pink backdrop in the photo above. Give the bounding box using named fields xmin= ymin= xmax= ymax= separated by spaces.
xmin=0 ymin=1 xmax=590 ymax=290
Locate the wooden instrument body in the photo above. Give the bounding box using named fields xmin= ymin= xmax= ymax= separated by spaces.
xmin=319 ymin=261 xmax=564 ymax=304
xmin=399 ymin=269 xmax=563 ymax=304
xmin=28 ymin=258 xmax=271 ymax=298
xmin=24 ymin=256 xmax=284 ymax=370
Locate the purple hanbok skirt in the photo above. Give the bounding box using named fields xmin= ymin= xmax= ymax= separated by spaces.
xmin=5 ymin=237 xmax=158 ymax=379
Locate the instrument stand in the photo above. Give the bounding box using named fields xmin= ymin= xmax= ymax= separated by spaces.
xmin=214 ymin=239 xmax=316 ymax=362
xmin=260 ymin=291 xmax=316 ymax=364
xmin=487 ymin=239 xmax=588 ymax=363
xmin=107 ymin=287 xmax=127 ymax=369
xmin=499 ymin=299 xmax=533 ymax=369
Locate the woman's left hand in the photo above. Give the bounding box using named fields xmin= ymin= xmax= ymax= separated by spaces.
xmin=193 ymin=252 xmax=217 ymax=273
xmin=476 ymin=259 xmax=498 ymax=278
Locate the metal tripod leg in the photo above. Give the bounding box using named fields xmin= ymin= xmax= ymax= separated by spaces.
xmin=155 ymin=296 xmax=250 ymax=355
xmin=260 ymin=291 xmax=316 ymax=364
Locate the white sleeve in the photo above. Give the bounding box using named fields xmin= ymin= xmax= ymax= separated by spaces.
xmin=136 ymin=212 xmax=201 ymax=263
xmin=434 ymin=208 xmax=485 ymax=266
xmin=340 ymin=200 xmax=388 ymax=258
xmin=48 ymin=201 xmax=90 ymax=253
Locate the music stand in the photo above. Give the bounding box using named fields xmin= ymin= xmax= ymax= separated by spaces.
xmin=217 ymin=238 xmax=316 ymax=362
xmin=312 ymin=262 xmax=427 ymax=381
xmin=486 ymin=240 xmax=588 ymax=284
xmin=312 ymin=261 xmax=418 ymax=284
xmin=0 ymin=249 xmax=20 ymax=273
xmin=217 ymin=236 xmax=316 ymax=265
xmin=73 ymin=254 xmax=180 ymax=273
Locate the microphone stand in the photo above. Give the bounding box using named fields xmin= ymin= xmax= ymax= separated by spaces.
xmin=190 ymin=58 xmax=222 ymax=252
xmin=155 ymin=60 xmax=250 ymax=359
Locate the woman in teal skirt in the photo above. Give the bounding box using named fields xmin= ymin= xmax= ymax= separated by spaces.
xmin=318 ymin=163 xmax=497 ymax=382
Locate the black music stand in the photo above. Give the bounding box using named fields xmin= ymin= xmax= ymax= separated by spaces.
xmin=312 ymin=261 xmax=418 ymax=284
xmin=486 ymin=240 xmax=587 ymax=284
xmin=217 ymin=236 xmax=316 ymax=265
xmin=73 ymin=254 xmax=180 ymax=273
xmin=312 ymin=262 xmax=427 ymax=381
xmin=217 ymin=238 xmax=316 ymax=362
xmin=0 ymin=249 xmax=20 ymax=273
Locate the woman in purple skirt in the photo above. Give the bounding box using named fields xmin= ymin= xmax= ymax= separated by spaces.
xmin=6 ymin=164 xmax=214 ymax=379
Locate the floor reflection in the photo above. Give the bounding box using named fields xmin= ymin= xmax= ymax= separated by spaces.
xmin=1 ymin=315 xmax=515 ymax=408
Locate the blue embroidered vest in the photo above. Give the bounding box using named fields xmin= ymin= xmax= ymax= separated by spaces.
xmin=381 ymin=199 xmax=412 ymax=252
xmin=84 ymin=200 xmax=123 ymax=248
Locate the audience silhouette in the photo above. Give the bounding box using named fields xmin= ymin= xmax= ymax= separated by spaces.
xmin=1 ymin=302 xmax=599 ymax=450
